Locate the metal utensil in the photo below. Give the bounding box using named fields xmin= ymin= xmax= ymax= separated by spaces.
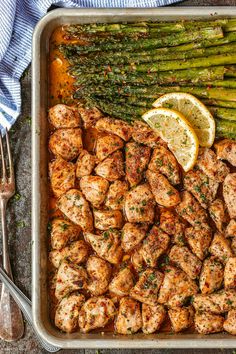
xmin=0 ymin=266 xmax=61 ymax=352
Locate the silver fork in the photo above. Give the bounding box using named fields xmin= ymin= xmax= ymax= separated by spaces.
xmin=0 ymin=130 xmax=24 ymax=341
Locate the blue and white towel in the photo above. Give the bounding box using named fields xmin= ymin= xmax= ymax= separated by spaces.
xmin=0 ymin=0 xmax=181 ymax=132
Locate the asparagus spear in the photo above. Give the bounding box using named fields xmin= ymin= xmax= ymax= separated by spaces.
xmin=216 ymin=119 xmax=236 ymax=138
xmin=208 ymin=107 xmax=236 ymax=121
xmin=202 ymin=99 xmax=236 ymax=109
xmin=225 ymin=65 xmax=236 ymax=77
xmin=182 ymin=79 xmax=236 ymax=89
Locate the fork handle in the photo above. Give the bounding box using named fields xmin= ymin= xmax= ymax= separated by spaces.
xmin=0 ymin=199 xmax=24 ymax=341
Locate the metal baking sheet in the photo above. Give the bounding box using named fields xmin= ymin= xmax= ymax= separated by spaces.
xmin=32 ymin=7 xmax=236 ymax=348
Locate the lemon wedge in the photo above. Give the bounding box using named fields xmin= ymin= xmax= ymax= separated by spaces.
xmin=142 ymin=107 xmax=199 ymax=172
xmin=152 ymin=92 xmax=215 ymax=148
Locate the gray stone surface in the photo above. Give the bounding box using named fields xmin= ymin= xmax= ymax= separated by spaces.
xmin=1 ymin=1 xmax=236 ymax=353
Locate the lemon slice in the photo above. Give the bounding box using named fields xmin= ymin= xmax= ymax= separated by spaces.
xmin=142 ymin=107 xmax=199 ymax=172
xmin=152 ymin=93 xmax=215 ymax=147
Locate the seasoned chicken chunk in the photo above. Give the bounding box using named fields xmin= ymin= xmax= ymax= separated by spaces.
xmin=226 ymin=219 xmax=236 ymax=238
xmin=184 ymin=170 xmax=219 ymax=209
xmin=185 ymin=225 xmax=212 ymax=260
xmin=87 ymin=256 xmax=112 ymax=296
xmin=148 ymin=146 xmax=180 ymax=185
xmin=131 ymin=247 xmax=146 ymax=273
xmin=193 ymin=289 xmax=236 ymax=314
xmin=195 ymin=312 xmax=224 ymax=334
xmin=50 ymin=218 xmax=81 ymax=250
xmin=57 ymin=189 xmax=93 ymax=232
xmin=109 ymin=268 xmax=134 ymax=297
xmin=93 ymin=210 xmax=123 ymax=230
xmin=55 ymin=292 xmax=85 ymax=333
xmin=49 ymin=158 xmax=76 ymax=198
xmin=142 ymin=304 xmax=166 ymax=334
xmin=132 ymin=120 xmax=164 ymax=148
xmin=78 ymin=105 xmax=103 ymax=129
xmin=115 ymin=297 xmax=142 ymax=334
xmin=79 ymin=296 xmax=116 ymax=333
xmin=195 ymin=147 xmax=229 ymax=182
xmin=215 ymin=139 xmax=236 ymax=167
xmin=80 ymin=175 xmax=109 ymax=207
xmin=169 ymin=245 xmax=202 ymax=279
xmin=159 ymin=209 xmax=186 ymax=246
xmin=95 ymin=150 xmax=124 ymax=181
xmin=209 ymin=199 xmax=228 ymax=232
xmin=223 ymin=173 xmax=236 ymax=219
xmin=223 ymin=310 xmax=236 ymax=335
xmin=96 ymin=134 xmax=124 ymax=161
xmin=84 ymin=229 xmax=123 ymax=265
xmin=140 ymin=226 xmax=170 ymax=268
xmin=209 ymin=232 xmax=233 ymax=263
xmin=76 ymin=150 xmax=96 ymax=178
xmin=130 ymin=269 xmax=164 ymax=306
xmin=96 ymin=117 xmax=133 ymax=141
xmin=49 ymin=104 xmax=81 ymax=129
xmin=105 ymin=180 xmax=128 ymax=210
xmin=55 ymin=260 xmax=88 ymax=300
xmin=125 ymin=142 xmax=151 ymax=187
xmin=224 ymin=257 xmax=236 ymax=289
xmin=168 ymin=306 xmax=194 ymax=333
xmin=199 ymin=257 xmax=224 ymax=294
xmin=232 ymin=237 xmax=236 ymax=255
xmin=124 ymin=184 xmax=155 ymax=223
xmin=49 ymin=128 xmax=83 ymax=161
xmin=176 ymin=191 xmax=208 ymax=226
xmin=49 ymin=240 xmax=89 ymax=268
xmin=121 ymin=223 xmax=148 ymax=253
xmin=146 ymin=170 xmax=180 ymax=207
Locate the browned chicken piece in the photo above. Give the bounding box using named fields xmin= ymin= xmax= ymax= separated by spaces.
xmin=115 ymin=297 xmax=142 ymax=335
xmin=232 ymin=237 xmax=236 ymax=256
xmin=49 ymin=104 xmax=81 ymax=129
xmin=142 ymin=304 xmax=166 ymax=334
xmin=79 ymin=175 xmax=109 ymax=207
xmin=124 ymin=183 xmax=155 ymax=223
xmin=130 ymin=269 xmax=164 ymax=306
xmin=223 ymin=310 xmax=236 ymax=335
xmin=185 ymin=225 xmax=212 ymax=260
xmin=131 ymin=247 xmax=146 ymax=273
xmin=55 ymin=260 xmax=88 ymax=300
xmin=55 ymin=292 xmax=85 ymax=333
xmin=84 ymin=229 xmax=123 ymax=265
xmin=209 ymin=199 xmax=228 ymax=232
xmin=168 ymin=306 xmax=194 ymax=333
xmin=105 ymin=180 xmax=128 ymax=210
xmin=226 ymin=219 xmax=236 ymax=238
xmin=195 ymin=147 xmax=229 ymax=183
xmin=132 ymin=120 xmax=164 ymax=148
xmin=224 ymin=257 xmax=236 ymax=289
xmin=194 ymin=312 xmax=224 ymax=334
xmin=193 ymin=289 xmax=236 ymax=314
xmin=121 ymin=223 xmax=148 ymax=253
xmin=199 ymin=257 xmax=224 ymax=294
xmin=49 ymin=240 xmax=89 ymax=268
xmin=50 ymin=218 xmax=81 ymax=250
xmin=49 ymin=158 xmax=76 ymax=198
xmin=76 ymin=150 xmax=96 ymax=178
xmin=184 ymin=170 xmax=219 ymax=209
xmin=109 ymin=268 xmax=134 ymax=297
xmin=146 ymin=170 xmax=180 ymax=208
xmin=57 ymin=189 xmax=93 ymax=232
xmin=140 ymin=226 xmax=170 ymax=268
xmin=215 ymin=139 xmax=236 ymax=167
xmin=125 ymin=142 xmax=151 ymax=187
xmin=95 ymin=117 xmax=133 ymax=141
xmin=93 ymin=210 xmax=123 ymax=230
xmin=176 ymin=191 xmax=208 ymax=227
xmin=158 ymin=266 xmax=199 ymax=308
xmin=223 ymin=173 xmax=236 ymax=219
xmin=78 ymin=105 xmax=103 ymax=129
xmin=159 ymin=209 xmax=186 ymax=246
xmin=95 ymin=150 xmax=124 ymax=181
xmin=209 ymin=232 xmax=233 ymax=264
xmin=49 ymin=128 xmax=83 ymax=161
xmin=96 ymin=134 xmax=124 ymax=161
xmin=87 ymin=256 xmax=112 ymax=296
xmin=79 ymin=296 xmax=116 ymax=333
xmin=148 ymin=146 xmax=180 ymax=185
xmin=169 ymin=245 xmax=202 ymax=279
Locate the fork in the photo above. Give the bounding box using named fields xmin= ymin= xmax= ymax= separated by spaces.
xmin=0 ymin=130 xmax=24 ymax=341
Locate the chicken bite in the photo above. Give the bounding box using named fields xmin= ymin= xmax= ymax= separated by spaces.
xmin=168 ymin=306 xmax=194 ymax=333
xmin=176 ymin=191 xmax=208 ymax=226
xmin=105 ymin=180 xmax=128 ymax=210
xmin=223 ymin=173 xmax=236 ymax=219
xmin=131 ymin=247 xmax=146 ymax=273
xmin=209 ymin=232 xmax=233 ymax=263
xmin=95 ymin=150 xmax=124 ymax=181
xmin=224 ymin=257 xmax=236 ymax=289
xmin=49 ymin=240 xmax=89 ymax=268
xmin=159 ymin=209 xmax=186 ymax=246
xmin=194 ymin=312 xmax=224 ymax=334
xmin=78 ymin=105 xmax=103 ymax=128
xmin=199 ymin=257 xmax=224 ymax=294
xmin=226 ymin=219 xmax=236 ymax=238
xmin=142 ymin=304 xmax=166 ymax=334
xmin=80 ymin=175 xmax=109 ymax=207
xmin=93 ymin=210 xmax=123 ymax=230
xmin=96 ymin=134 xmax=124 ymax=161
xmin=223 ymin=310 xmax=236 ymax=335
xmin=214 ymin=139 xmax=236 ymax=167
xmin=50 ymin=218 xmax=81 ymax=250
xmin=109 ymin=268 xmax=134 ymax=297
xmin=95 ymin=117 xmax=133 ymax=141
xmin=169 ymin=245 xmax=202 ymax=279
xmin=87 ymin=256 xmax=112 ymax=296
xmin=49 ymin=157 xmax=76 ymax=198
xmin=193 ymin=289 xmax=236 ymax=314
xmin=121 ymin=223 xmax=148 ymax=253
xmin=76 ymin=150 xmax=96 ymax=178
xmin=49 ymin=104 xmax=81 ymax=129
xmin=209 ymin=199 xmax=228 ymax=232
xmin=185 ymin=225 xmax=212 ymax=260
xmin=115 ymin=297 xmax=142 ymax=334
xmin=132 ymin=120 xmax=164 ymax=148
xmin=49 ymin=128 xmax=83 ymax=161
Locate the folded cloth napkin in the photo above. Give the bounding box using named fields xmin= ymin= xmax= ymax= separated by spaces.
xmin=0 ymin=0 xmax=181 ymax=132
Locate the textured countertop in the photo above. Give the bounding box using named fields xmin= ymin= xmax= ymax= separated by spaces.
xmin=0 ymin=0 xmax=236 ymax=353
